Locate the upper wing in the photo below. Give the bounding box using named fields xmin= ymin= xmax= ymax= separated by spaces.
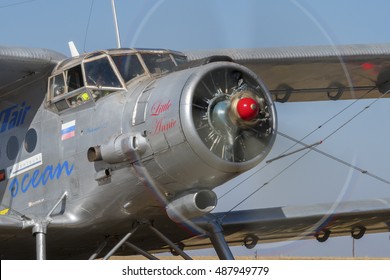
xmin=182 ymin=198 xmax=390 ymax=251
xmin=185 ymin=44 xmax=390 ymax=102
xmin=0 ymin=45 xmax=66 ymax=97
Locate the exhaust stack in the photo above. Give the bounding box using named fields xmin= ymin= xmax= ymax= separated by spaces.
xmin=166 ymin=190 xmax=217 ymax=222
xmin=87 ymin=133 xmax=147 ymax=163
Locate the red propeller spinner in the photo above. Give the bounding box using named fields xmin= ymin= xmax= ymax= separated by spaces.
xmin=236 ymin=97 xmax=259 ymax=121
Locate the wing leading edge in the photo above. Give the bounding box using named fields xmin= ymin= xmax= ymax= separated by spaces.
xmin=185 ymin=44 xmax=390 ymax=102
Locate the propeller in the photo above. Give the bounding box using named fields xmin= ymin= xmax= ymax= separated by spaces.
xmin=191 ymin=65 xmax=275 ymax=163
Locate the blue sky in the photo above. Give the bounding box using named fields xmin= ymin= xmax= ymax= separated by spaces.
xmin=1 ymin=0 xmax=390 ymax=258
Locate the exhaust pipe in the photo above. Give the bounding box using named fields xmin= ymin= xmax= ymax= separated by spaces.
xmin=166 ymin=190 xmax=217 ymax=223
xmin=87 ymin=133 xmax=147 ymax=163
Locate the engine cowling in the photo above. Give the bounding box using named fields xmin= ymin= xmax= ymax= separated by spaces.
xmin=181 ymin=62 xmax=276 ymax=170
xmin=128 ymin=61 xmax=277 ymax=193
xmin=90 ymin=61 xmax=276 ymax=199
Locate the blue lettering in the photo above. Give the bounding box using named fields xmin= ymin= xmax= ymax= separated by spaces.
xmin=31 ymin=170 xmax=41 ymax=188
xmin=57 ymin=161 xmax=74 ymax=177
xmin=8 ymin=179 xmax=18 ymax=197
xmin=9 ymin=161 xmax=74 ymax=198
xmin=0 ymin=105 xmax=17 ymax=133
xmin=8 ymin=110 xmax=18 ymax=130
xmin=41 ymin=165 xmax=53 ymax=186
xmin=0 ymin=102 xmax=31 ymax=134
xmin=21 ymin=173 xmax=31 ymax=193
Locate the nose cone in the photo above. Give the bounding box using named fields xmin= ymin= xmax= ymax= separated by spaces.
xmin=236 ymin=97 xmax=259 ymax=121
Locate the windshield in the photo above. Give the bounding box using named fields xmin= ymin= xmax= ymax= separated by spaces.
xmin=84 ymin=56 xmax=122 ymax=88
xmin=112 ymin=54 xmax=145 ymax=83
xmin=172 ymin=54 xmax=187 ymax=66
xmin=47 ymin=50 xmax=186 ymax=114
xmin=141 ymin=53 xmax=176 ymax=75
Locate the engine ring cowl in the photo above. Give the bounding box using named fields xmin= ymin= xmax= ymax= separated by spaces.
xmin=180 ymin=62 xmax=277 ymax=173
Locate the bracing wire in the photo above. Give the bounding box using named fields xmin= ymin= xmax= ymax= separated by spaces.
xmin=276 ymin=86 xmax=377 ymax=156
xmin=0 ymin=0 xmax=39 ymax=9
xmin=220 ymin=88 xmax=390 ymax=219
xmin=278 ymin=131 xmax=390 ymax=186
xmin=219 ymin=87 xmax=376 ymax=200
xmin=321 ymin=90 xmax=388 ymax=142
xmin=219 ymin=148 xmax=312 ymax=220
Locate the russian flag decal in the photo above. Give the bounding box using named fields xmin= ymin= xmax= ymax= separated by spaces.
xmin=61 ymin=120 xmax=76 ymax=140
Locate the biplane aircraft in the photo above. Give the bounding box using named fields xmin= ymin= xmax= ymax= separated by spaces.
xmin=1 ymin=42 xmax=390 ymax=259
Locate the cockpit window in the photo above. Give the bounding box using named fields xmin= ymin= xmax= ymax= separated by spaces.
xmin=51 ymin=73 xmax=66 ymax=97
xmin=142 ymin=53 xmax=176 ymax=75
xmin=48 ymin=50 xmax=186 ymax=114
xmin=49 ymin=64 xmax=94 ymax=113
xmin=112 ymin=54 xmax=145 ymax=83
xmin=84 ymin=56 xmax=122 ymax=88
xmin=172 ymin=54 xmax=187 ymax=66
xmin=67 ymin=65 xmax=84 ymax=91
xmin=50 ymin=65 xmax=84 ymax=98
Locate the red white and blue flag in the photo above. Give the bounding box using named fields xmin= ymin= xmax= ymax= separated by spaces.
xmin=61 ymin=120 xmax=76 ymax=140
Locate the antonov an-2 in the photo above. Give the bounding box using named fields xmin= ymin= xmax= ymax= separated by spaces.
xmin=1 ymin=43 xmax=390 ymax=259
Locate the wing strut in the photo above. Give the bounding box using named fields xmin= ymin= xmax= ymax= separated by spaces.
xmin=147 ymin=224 xmax=192 ymax=260
xmin=33 ymin=223 xmax=47 ymax=260
xmin=89 ymin=241 xmax=108 ymax=260
xmin=103 ymin=224 xmax=141 ymax=260
xmin=205 ymin=220 xmax=235 ymax=260
xmin=194 ymin=214 xmax=235 ymax=260
xmin=124 ymin=242 xmax=159 ymax=260
xmin=102 ymin=222 xmax=193 ymax=260
xmin=32 ymin=192 xmax=68 ymax=260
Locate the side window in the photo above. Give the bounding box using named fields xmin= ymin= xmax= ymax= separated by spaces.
xmin=7 ymin=136 xmax=19 ymax=160
xmin=112 ymin=54 xmax=145 ymax=83
xmin=49 ymin=64 xmax=91 ymax=112
xmin=50 ymin=65 xmax=84 ymax=100
xmin=51 ymin=74 xmax=66 ymax=97
xmin=67 ymin=65 xmax=84 ymax=92
xmin=24 ymin=128 xmax=37 ymax=153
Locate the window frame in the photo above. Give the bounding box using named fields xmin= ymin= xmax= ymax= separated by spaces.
xmin=47 ymin=53 xmax=126 ymax=113
xmin=82 ymin=53 xmax=126 ymax=90
xmin=110 ymin=53 xmax=147 ymax=84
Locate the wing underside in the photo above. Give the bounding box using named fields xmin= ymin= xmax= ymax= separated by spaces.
xmin=185 ymin=44 xmax=390 ymax=102
xmin=0 ymin=46 xmax=65 ymax=97
xmin=179 ymin=198 xmax=390 ymax=252
xmin=109 ymin=198 xmax=390 ymax=257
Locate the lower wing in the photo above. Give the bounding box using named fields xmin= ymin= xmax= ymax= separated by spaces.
xmin=181 ymin=198 xmax=390 ymax=251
